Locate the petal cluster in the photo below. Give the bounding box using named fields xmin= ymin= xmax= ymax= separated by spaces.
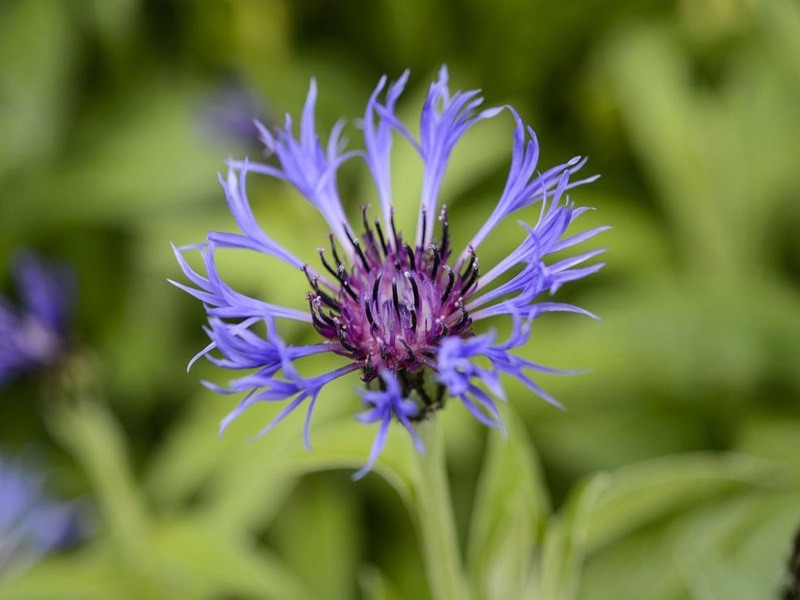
xmin=173 ymin=67 xmax=607 ymax=477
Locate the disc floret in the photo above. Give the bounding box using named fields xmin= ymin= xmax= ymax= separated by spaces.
xmin=307 ymin=204 xmax=478 ymax=386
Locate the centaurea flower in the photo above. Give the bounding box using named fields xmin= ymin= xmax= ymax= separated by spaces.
xmin=173 ymin=67 xmax=608 ymax=477
xmin=0 ymin=252 xmax=75 ymax=388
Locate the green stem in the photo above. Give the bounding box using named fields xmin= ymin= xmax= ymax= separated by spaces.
xmin=412 ymin=417 xmax=470 ymax=600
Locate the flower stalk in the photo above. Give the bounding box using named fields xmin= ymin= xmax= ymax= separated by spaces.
xmin=412 ymin=417 xmax=470 ymax=600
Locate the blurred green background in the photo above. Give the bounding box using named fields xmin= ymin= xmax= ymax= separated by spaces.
xmin=1 ymin=0 xmax=799 ymax=598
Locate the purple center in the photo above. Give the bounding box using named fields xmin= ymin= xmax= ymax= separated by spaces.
xmin=306 ymin=205 xmax=479 ymax=382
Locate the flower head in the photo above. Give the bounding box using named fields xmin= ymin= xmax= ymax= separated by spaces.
xmin=173 ymin=67 xmax=608 ymax=477
xmin=0 ymin=252 xmax=75 ymax=388
xmin=0 ymin=450 xmax=84 ymax=573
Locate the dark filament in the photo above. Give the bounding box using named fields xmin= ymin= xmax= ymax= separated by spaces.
xmin=441 ymin=267 xmax=455 ymax=305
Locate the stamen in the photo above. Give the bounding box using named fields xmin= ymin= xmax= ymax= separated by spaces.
xmin=441 ymin=267 xmax=455 ymax=305
xmin=364 ymin=353 xmax=374 ymax=375
xmin=408 ymin=305 xmax=417 ymax=332
xmin=304 ymin=267 xmax=340 ymax=309
xmin=310 ymin=309 xmax=329 ymax=333
xmin=361 ymin=205 xmax=373 ymax=237
xmin=329 ymin=233 xmax=342 ymax=267
xmin=391 ymin=277 xmax=400 ymax=317
xmin=461 ymin=258 xmax=480 ymax=293
xmin=353 ymin=239 xmax=369 ymax=269
xmin=390 ymin=209 xmax=400 ymax=251
xmin=337 ymin=264 xmax=359 ymax=301
xmin=316 ymin=289 xmax=340 ymax=310
xmin=404 ymin=271 xmax=420 ymax=309
xmin=308 ymin=297 xmax=336 ymax=331
xmin=344 ymin=226 xmax=369 ymax=269
xmin=317 ymin=249 xmax=338 ymax=278
xmin=454 ymin=305 xmax=471 ymax=330
xmin=317 ymin=306 xmax=336 ymax=327
xmin=404 ymin=244 xmax=416 ymax=270
xmin=430 ymin=245 xmax=441 ymax=280
xmin=374 ymin=218 xmax=388 ymax=256
xmin=364 ymin=300 xmax=377 ymax=330
xmin=335 ymin=321 xmax=358 ymax=353
xmin=372 ymin=273 xmax=382 ymax=306
xmin=435 ymin=317 xmax=449 ymax=338
xmin=308 ymin=296 xmax=325 ymax=323
xmin=439 ymin=205 xmax=449 ymax=254
xmin=400 ymin=339 xmax=414 ymax=362
xmin=420 ymin=210 xmax=428 ymax=246
xmin=461 ymin=246 xmax=476 ymax=279
xmin=378 ymin=340 xmax=390 ymax=361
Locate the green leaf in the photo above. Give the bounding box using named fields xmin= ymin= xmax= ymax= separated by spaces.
xmin=47 ymin=400 xmax=153 ymax=569
xmin=737 ymin=414 xmax=800 ymax=463
xmin=152 ymin=517 xmax=315 ymax=600
xmin=0 ymin=550 xmax=128 ymax=600
xmin=272 ymin=477 xmax=361 ymax=600
xmin=0 ymin=0 xmax=75 ymax=176
xmin=143 ymin=392 xmax=232 ymax=508
xmin=534 ymin=473 xmax=611 ymax=600
xmin=7 ymin=83 xmax=229 ymax=232
xmin=149 ymin=357 xmax=359 ymax=533
xmin=467 ymin=406 xmax=549 ymax=600
xmin=358 ymin=566 xmax=405 ymax=600
xmin=578 ymin=520 xmax=688 ymax=600
xmin=673 ymin=490 xmax=800 ymax=600
xmin=280 ymin=416 xmax=416 ymax=503
xmin=583 ymin=453 xmax=795 ymax=552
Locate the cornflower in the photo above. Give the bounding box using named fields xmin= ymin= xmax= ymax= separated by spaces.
xmin=173 ymin=67 xmax=607 ymax=478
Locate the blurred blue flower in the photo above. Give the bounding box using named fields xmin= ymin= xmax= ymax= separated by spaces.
xmin=0 ymin=451 xmax=84 ymax=573
xmin=202 ymin=78 xmax=272 ymax=150
xmin=0 ymin=252 xmax=75 ymax=388
xmin=173 ymin=66 xmax=607 ymax=478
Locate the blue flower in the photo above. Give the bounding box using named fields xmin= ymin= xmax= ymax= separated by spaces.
xmin=173 ymin=66 xmax=608 ymax=477
xmin=0 ymin=450 xmax=84 ymax=573
xmin=202 ymin=78 xmax=271 ymax=149
xmin=0 ymin=252 xmax=75 ymax=388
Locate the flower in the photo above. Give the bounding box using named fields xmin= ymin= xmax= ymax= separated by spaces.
xmin=173 ymin=66 xmax=608 ymax=478
xmin=0 ymin=252 xmax=75 ymax=388
xmin=0 ymin=450 xmax=84 ymax=573
xmin=202 ymin=77 xmax=271 ymax=149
